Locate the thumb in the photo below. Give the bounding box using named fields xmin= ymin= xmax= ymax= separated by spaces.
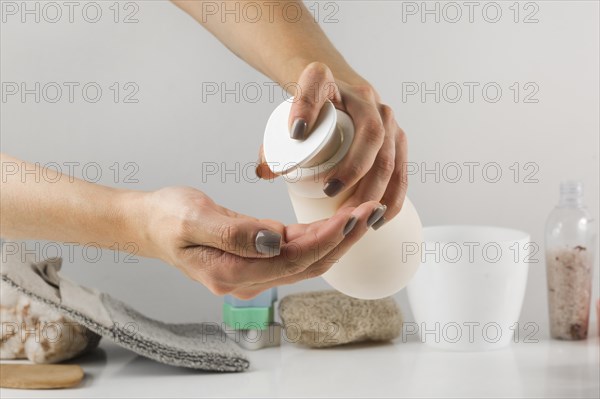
xmin=288 ymin=62 xmax=341 ymax=140
xmin=188 ymin=212 xmax=285 ymax=258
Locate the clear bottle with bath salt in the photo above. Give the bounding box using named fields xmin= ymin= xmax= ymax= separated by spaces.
xmin=545 ymin=181 xmax=596 ymax=340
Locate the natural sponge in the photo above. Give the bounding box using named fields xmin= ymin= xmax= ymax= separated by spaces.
xmin=278 ymin=290 xmax=402 ymax=348
xmin=1 ymin=283 xmax=100 ymax=363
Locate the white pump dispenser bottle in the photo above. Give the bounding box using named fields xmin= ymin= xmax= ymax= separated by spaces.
xmin=263 ymin=99 xmax=422 ymax=299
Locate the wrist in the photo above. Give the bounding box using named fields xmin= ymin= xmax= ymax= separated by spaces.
xmin=113 ymin=189 xmax=155 ymax=259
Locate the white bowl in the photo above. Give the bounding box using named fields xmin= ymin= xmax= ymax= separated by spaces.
xmin=407 ymin=225 xmax=530 ymax=351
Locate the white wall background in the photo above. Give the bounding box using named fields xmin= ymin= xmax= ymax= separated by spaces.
xmin=1 ymin=0 xmax=598 ymax=336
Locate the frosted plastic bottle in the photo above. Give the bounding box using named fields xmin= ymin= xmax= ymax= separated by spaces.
xmin=263 ymin=99 xmax=423 ymax=299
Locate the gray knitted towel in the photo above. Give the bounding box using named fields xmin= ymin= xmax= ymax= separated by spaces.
xmin=0 ymin=256 xmax=249 ymax=372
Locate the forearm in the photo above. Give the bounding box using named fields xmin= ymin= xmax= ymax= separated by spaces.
xmin=0 ymin=154 xmax=147 ymax=255
xmin=171 ymin=0 xmax=367 ymax=87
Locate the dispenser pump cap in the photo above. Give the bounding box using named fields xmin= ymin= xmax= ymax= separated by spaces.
xmin=263 ymin=98 xmax=338 ymax=175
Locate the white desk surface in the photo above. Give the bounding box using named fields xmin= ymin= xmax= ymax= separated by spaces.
xmin=2 ymin=331 xmax=599 ymax=398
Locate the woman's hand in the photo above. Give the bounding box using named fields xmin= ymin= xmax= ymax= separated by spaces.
xmin=139 ymin=186 xmax=382 ymax=298
xmin=0 ymin=154 xmax=382 ymax=299
xmin=173 ymin=1 xmax=407 ymax=231
xmin=257 ymin=62 xmax=408 ymax=231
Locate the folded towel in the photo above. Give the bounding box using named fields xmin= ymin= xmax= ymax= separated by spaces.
xmin=0 ymin=252 xmax=249 ymax=372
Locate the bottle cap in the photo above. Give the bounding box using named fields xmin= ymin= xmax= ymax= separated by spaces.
xmin=560 ymin=180 xmax=583 ymax=197
xmin=263 ymin=98 xmax=338 ymax=175
xmin=559 ymin=180 xmax=584 ymax=207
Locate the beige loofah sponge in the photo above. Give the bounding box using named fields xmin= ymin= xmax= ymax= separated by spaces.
xmin=278 ymin=290 xmax=402 ymax=348
xmin=1 ymin=283 xmax=100 ymax=363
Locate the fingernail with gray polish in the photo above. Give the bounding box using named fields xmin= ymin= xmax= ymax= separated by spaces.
xmin=290 ymin=118 xmax=307 ymax=140
xmin=343 ymin=216 xmax=358 ymax=236
xmin=367 ymin=205 xmax=387 ymax=228
xmin=255 ymin=230 xmax=281 ymax=256
xmin=371 ymin=216 xmax=387 ymax=230
xmin=323 ymin=179 xmax=345 ymax=197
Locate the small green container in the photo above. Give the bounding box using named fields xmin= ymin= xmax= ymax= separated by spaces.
xmin=222 ymin=303 xmax=274 ymax=330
